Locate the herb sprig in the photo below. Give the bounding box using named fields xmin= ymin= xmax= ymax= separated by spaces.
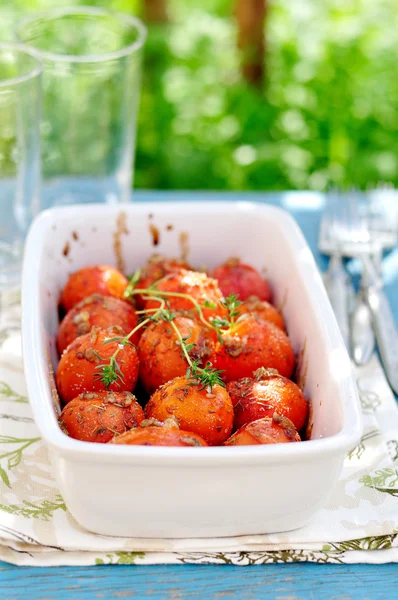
xmin=96 ymin=276 xmax=241 ymax=390
xmin=168 ymin=318 xmax=225 ymax=390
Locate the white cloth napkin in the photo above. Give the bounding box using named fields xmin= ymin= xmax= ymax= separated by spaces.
xmin=0 ymin=301 xmax=397 ymax=566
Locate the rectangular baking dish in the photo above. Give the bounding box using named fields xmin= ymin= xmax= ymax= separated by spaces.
xmin=22 ymin=201 xmax=362 ymax=538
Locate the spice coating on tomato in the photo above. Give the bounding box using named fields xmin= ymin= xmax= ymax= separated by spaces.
xmin=210 ymin=258 xmax=272 ymax=302
xmin=56 ymin=327 xmax=139 ymax=403
xmin=138 ymin=315 xmax=216 ymax=395
xmin=60 ymin=265 xmax=128 ymax=312
xmin=110 ymin=426 xmax=208 ymax=447
xmin=224 ymin=414 xmax=301 ymax=445
xmin=59 ymin=391 xmax=144 ymax=443
xmin=213 ymin=314 xmax=295 ymax=382
xmin=144 ymin=269 xmax=227 ymax=322
xmin=237 ymin=296 xmax=285 ymax=330
xmin=57 ymin=294 xmax=140 ymax=355
xmin=135 ymin=254 xmax=191 ymax=308
xmin=227 ymin=367 xmax=308 ymax=431
xmin=145 ymin=375 xmax=234 ymax=445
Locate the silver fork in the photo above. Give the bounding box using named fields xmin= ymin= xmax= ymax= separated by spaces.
xmin=319 ymin=190 xmax=368 ymax=355
xmin=355 ymin=224 xmax=398 ymax=394
xmin=320 ymin=189 xmax=398 ymax=392
xmin=340 ymin=190 xmax=376 ymax=365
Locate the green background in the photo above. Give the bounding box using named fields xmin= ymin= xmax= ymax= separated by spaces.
xmin=1 ymin=0 xmax=398 ymax=192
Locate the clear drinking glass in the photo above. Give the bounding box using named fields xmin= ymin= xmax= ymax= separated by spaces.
xmin=15 ymin=7 xmax=146 ymax=208
xmin=0 ymin=44 xmax=41 ymax=292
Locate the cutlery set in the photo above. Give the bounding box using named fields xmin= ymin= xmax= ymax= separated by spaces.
xmin=319 ymin=189 xmax=398 ymax=394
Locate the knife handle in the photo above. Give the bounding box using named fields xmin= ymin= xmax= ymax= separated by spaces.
xmin=366 ymin=286 xmax=398 ymax=394
xmin=350 ymin=291 xmax=375 ymax=366
xmin=324 ymin=255 xmax=351 ymax=351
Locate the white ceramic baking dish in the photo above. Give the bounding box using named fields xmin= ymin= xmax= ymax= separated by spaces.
xmin=22 ymin=201 xmax=362 ymax=538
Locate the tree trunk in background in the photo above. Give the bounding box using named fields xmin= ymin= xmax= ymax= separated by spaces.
xmin=235 ymin=0 xmax=267 ymax=87
xmin=143 ymin=0 xmax=168 ymax=23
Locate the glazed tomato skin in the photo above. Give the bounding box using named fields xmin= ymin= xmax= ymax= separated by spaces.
xmin=110 ymin=426 xmax=208 ymax=447
xmin=224 ymin=414 xmax=301 ymax=446
xmin=135 ymin=255 xmax=191 ymax=308
xmin=57 ymin=294 xmax=140 ymax=355
xmin=59 ymin=391 xmax=144 ymax=443
xmin=60 ymin=265 xmax=128 ymax=312
xmin=210 ymin=258 xmax=272 ymax=302
xmin=56 ymin=327 xmax=139 ymax=403
xmin=213 ymin=315 xmax=295 ymax=382
xmin=144 ymin=269 xmax=227 ymax=323
xmin=138 ymin=315 xmax=216 ymax=395
xmin=227 ymin=367 xmax=308 ymax=431
xmin=238 ymin=296 xmax=285 ymax=330
xmin=145 ymin=375 xmax=234 ymax=445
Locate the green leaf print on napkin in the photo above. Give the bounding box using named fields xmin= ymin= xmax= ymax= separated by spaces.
xmin=95 ymin=552 xmax=146 ymax=565
xmin=0 ymin=496 xmax=66 ymax=521
xmin=357 ymin=382 xmax=381 ymax=413
xmin=322 ymin=533 xmax=398 ymax=553
xmin=387 ymin=440 xmax=398 ymax=463
xmin=0 ymin=381 xmax=28 ymax=404
xmin=361 ymin=468 xmax=398 ymax=496
xmin=177 ymin=550 xmax=345 ymax=565
xmin=0 ymin=435 xmax=40 ymax=488
xmin=347 ymin=429 xmax=380 ymax=461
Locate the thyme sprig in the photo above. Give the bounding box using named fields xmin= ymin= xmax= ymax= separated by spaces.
xmin=96 ymin=290 xmax=227 ymax=390
xmin=96 ymin=273 xmax=240 ymax=389
xmin=93 ymin=317 xmax=151 ymax=388
xmin=169 ymin=319 xmax=225 ymax=390
xmin=221 ymin=293 xmax=242 ymax=325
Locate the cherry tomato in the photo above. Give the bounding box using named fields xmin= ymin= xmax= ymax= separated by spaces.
xmin=138 ymin=315 xmax=216 ymax=395
xmin=144 ymin=269 xmax=227 ymax=323
xmin=56 ymin=326 xmax=139 ymax=403
xmin=57 ymin=294 xmax=140 ymax=355
xmin=59 ymin=391 xmax=144 ymax=443
xmin=210 ymin=258 xmax=272 ymax=302
xmin=213 ymin=314 xmax=295 ymax=382
xmin=110 ymin=426 xmax=208 ymax=447
xmin=60 ymin=265 xmax=128 ymax=312
xmin=145 ymin=375 xmax=234 ymax=445
xmin=224 ymin=414 xmax=301 ymax=445
xmin=227 ymin=367 xmax=308 ymax=431
xmin=237 ymin=296 xmax=285 ymax=330
xmin=134 ymin=254 xmax=191 ymax=308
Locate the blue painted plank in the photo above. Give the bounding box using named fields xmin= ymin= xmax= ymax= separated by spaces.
xmin=0 ymin=562 xmax=398 ymax=599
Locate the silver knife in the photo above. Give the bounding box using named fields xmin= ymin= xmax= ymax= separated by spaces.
xmin=350 ymin=286 xmax=375 ymax=366
xmin=323 ymin=253 xmax=351 ymax=352
xmin=361 ymin=254 xmax=398 ymax=394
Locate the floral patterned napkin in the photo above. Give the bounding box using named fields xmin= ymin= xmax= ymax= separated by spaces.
xmin=0 ymin=300 xmax=397 ymax=566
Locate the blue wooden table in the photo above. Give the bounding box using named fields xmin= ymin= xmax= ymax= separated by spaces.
xmin=1 ymin=191 xmax=397 ymax=599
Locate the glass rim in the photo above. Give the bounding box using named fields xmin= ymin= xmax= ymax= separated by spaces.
xmin=0 ymin=42 xmax=42 ymax=88
xmin=15 ymin=5 xmax=147 ymax=64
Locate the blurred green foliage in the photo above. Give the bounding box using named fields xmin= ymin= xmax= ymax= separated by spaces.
xmin=1 ymin=0 xmax=398 ymax=191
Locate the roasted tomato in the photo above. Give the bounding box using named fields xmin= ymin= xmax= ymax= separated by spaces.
xmin=145 ymin=375 xmax=234 ymax=445
xmin=59 ymin=391 xmax=144 ymax=443
xmin=56 ymin=327 xmax=139 ymax=403
xmin=227 ymin=367 xmax=308 ymax=431
xmin=60 ymin=265 xmax=128 ymax=312
xmin=57 ymin=294 xmax=140 ymax=355
xmin=134 ymin=254 xmax=191 ymax=308
xmin=144 ymin=269 xmax=227 ymax=323
xmin=237 ymin=296 xmax=285 ymax=330
xmin=138 ymin=315 xmax=216 ymax=395
xmin=213 ymin=314 xmax=294 ymax=382
xmin=224 ymin=414 xmax=301 ymax=446
xmin=110 ymin=425 xmax=208 ymax=447
xmin=210 ymin=258 xmax=272 ymax=302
